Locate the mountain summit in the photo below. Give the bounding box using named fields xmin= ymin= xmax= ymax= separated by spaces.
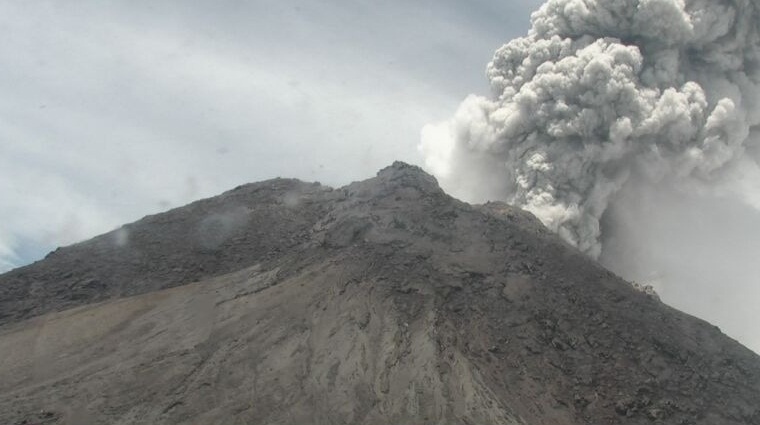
xmin=1 ymin=162 xmax=759 ymax=424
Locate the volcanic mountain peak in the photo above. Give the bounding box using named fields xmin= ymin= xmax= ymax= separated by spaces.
xmin=1 ymin=163 xmax=759 ymax=424
xmin=368 ymin=160 xmax=444 ymax=193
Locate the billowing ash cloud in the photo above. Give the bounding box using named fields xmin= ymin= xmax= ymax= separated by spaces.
xmin=421 ymin=0 xmax=760 ymax=258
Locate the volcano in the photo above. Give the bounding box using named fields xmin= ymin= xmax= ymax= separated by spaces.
xmin=1 ymin=162 xmax=758 ymax=424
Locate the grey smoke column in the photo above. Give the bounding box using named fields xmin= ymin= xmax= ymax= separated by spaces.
xmin=421 ymin=0 xmax=760 ymax=258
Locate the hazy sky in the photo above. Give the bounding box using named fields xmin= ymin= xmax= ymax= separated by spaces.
xmin=0 ymin=0 xmax=543 ymax=270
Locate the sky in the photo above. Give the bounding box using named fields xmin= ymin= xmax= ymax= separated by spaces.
xmin=0 ymin=0 xmax=544 ymax=270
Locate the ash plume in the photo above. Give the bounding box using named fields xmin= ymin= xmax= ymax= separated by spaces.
xmin=421 ymin=0 xmax=760 ymax=259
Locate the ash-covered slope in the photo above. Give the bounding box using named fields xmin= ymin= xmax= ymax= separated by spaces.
xmin=0 ymin=177 xmax=336 ymax=326
xmin=1 ymin=162 xmax=759 ymax=425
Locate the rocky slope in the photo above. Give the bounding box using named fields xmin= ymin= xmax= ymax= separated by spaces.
xmin=1 ymin=162 xmax=759 ymax=424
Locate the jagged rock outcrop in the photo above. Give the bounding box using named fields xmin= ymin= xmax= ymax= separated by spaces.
xmin=1 ymin=162 xmax=759 ymax=424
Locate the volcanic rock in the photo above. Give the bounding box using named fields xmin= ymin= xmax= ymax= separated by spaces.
xmin=0 ymin=162 xmax=758 ymax=424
